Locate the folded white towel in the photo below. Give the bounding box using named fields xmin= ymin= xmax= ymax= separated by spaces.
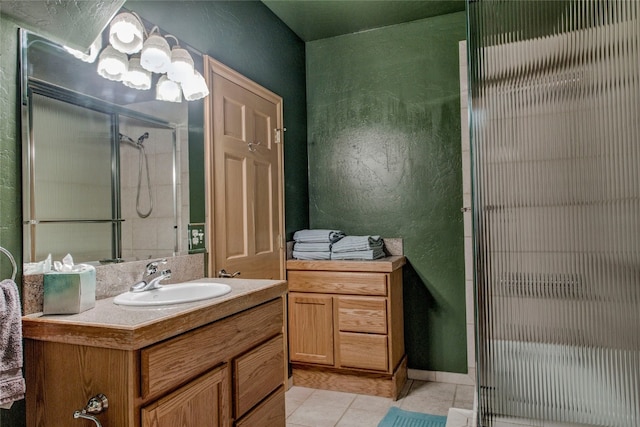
xmin=331 ymin=248 xmax=386 ymax=260
xmin=0 ymin=279 xmax=25 ymax=408
xmin=293 ymin=229 xmax=345 ymax=243
xmin=293 ymin=242 xmax=332 ymax=252
xmin=292 ymin=251 xmax=331 ymax=260
xmin=331 ymin=235 xmax=383 ymax=253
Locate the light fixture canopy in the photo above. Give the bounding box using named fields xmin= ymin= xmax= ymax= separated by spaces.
xmin=109 ymin=12 xmax=144 ymax=54
xmin=97 ymin=45 xmax=128 ymax=81
xmin=182 ymin=70 xmax=210 ymax=101
xmin=123 ymin=57 xmax=152 ymax=90
xmin=64 ymin=35 xmax=102 ymax=63
xmin=156 ymin=75 xmax=182 ymax=102
xmin=140 ymin=31 xmax=171 ymax=73
xmin=167 ymin=46 xmax=195 ymax=83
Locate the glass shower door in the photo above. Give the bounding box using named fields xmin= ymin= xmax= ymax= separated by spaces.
xmin=468 ymin=1 xmax=640 ymax=426
xmin=27 ymin=93 xmax=114 ymax=263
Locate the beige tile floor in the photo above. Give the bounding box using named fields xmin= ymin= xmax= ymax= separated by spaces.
xmin=286 ymin=380 xmax=475 ymax=427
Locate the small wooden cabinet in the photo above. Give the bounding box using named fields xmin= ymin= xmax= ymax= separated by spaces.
xmin=24 ymin=283 xmax=287 ymax=427
xmin=287 ymin=256 xmax=407 ymax=399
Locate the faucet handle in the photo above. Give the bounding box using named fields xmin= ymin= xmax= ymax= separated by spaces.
xmin=145 ymin=258 xmax=167 ymax=275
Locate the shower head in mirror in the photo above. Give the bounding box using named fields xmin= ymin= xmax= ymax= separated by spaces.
xmin=137 ymin=132 xmax=149 ymax=144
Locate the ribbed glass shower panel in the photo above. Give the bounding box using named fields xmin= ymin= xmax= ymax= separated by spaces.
xmin=468 ymin=1 xmax=639 ymax=426
xmin=30 ymin=94 xmax=113 ymax=262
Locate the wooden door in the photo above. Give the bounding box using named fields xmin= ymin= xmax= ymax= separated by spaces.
xmin=204 ymin=57 xmax=285 ymax=280
xmin=142 ymin=365 xmax=230 ymax=427
xmin=288 ymin=293 xmax=334 ymax=365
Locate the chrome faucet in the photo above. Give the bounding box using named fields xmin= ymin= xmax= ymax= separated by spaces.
xmin=130 ymin=259 xmax=172 ymax=292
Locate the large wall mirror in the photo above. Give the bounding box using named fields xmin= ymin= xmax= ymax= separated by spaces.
xmin=20 ymin=29 xmax=192 ymax=266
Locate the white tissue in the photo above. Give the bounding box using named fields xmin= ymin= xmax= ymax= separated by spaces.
xmin=23 ymin=253 xmax=52 ymax=275
xmin=54 ymin=253 xmax=72 ymax=272
xmin=53 ymin=254 xmax=90 ymax=272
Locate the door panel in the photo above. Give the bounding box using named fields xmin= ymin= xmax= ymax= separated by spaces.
xmin=253 ymin=110 xmax=271 ymax=149
xmin=254 ymin=160 xmax=273 ymax=255
xmin=224 ymin=154 xmax=247 ymax=259
xmin=205 ymin=57 xmax=284 ymax=280
xmin=223 ymin=97 xmax=245 ymax=141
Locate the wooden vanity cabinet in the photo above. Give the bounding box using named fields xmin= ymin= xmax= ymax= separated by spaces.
xmin=287 ymin=257 xmax=407 ymax=399
xmin=25 ymin=295 xmax=286 ymax=427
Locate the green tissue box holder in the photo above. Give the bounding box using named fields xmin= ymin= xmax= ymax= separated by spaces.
xmin=43 ymin=266 xmax=96 ymax=314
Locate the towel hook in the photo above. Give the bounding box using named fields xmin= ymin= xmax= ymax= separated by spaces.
xmin=0 ymin=246 xmax=17 ymax=281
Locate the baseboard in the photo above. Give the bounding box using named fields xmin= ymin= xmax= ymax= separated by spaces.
xmin=408 ymin=367 xmax=476 ymax=386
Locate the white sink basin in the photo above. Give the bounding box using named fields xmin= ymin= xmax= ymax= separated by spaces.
xmin=113 ymin=281 xmax=232 ymax=306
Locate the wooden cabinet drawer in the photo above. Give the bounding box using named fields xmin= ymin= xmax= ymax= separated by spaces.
xmin=338 ymin=332 xmax=388 ymax=371
xmin=288 ymin=271 xmax=387 ymax=295
xmin=141 ymin=299 xmax=282 ymax=398
xmin=142 ymin=364 xmax=230 ymax=427
xmin=337 ymin=297 xmax=387 ymax=334
xmin=234 ymin=334 xmax=284 ymax=418
xmin=235 ymin=385 xmax=285 ymax=427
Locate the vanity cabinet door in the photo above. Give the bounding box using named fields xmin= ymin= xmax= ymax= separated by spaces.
xmin=142 ymin=364 xmax=230 ymax=427
xmin=235 ymin=385 xmax=285 ymax=427
xmin=234 ymin=334 xmax=284 ymax=418
xmin=288 ymin=293 xmax=334 ymax=365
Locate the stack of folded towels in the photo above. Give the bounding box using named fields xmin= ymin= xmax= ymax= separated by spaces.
xmin=292 ymin=230 xmax=386 ymax=261
xmin=292 ymin=229 xmax=345 ymax=260
xmin=330 ymin=235 xmax=385 ymax=260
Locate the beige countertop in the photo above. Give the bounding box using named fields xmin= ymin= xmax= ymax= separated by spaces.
xmin=22 ymin=278 xmax=287 ymax=351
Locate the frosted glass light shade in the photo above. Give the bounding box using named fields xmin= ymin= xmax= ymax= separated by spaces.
xmin=109 ymin=12 xmax=144 ymax=54
xmin=167 ymin=47 xmax=194 ymax=83
xmin=156 ymin=75 xmax=182 ymax=102
xmin=181 ymin=71 xmax=210 ymax=101
xmin=97 ymin=45 xmax=128 ymax=81
xmin=123 ymin=58 xmax=151 ymax=90
xmin=140 ymin=34 xmax=171 ymax=73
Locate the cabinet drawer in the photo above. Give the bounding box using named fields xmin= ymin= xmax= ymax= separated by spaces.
xmin=235 ymin=385 xmax=285 ymax=427
xmin=141 ymin=299 xmax=282 ymax=398
xmin=288 ymin=271 xmax=387 ymax=295
xmin=338 ymin=332 xmax=388 ymax=371
xmin=142 ymin=364 xmax=230 ymax=427
xmin=338 ymin=297 xmax=387 ymax=334
xmin=234 ymin=334 xmax=284 ymax=418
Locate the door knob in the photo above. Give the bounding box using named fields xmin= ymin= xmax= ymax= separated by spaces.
xmin=248 ymin=140 xmax=261 ymax=152
xmin=218 ymin=269 xmax=241 ymax=278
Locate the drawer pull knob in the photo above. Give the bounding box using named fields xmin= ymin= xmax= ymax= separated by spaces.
xmin=73 ymin=393 xmax=108 ymax=427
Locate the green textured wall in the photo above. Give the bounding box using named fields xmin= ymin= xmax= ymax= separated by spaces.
xmin=306 ymin=12 xmax=467 ymax=372
xmin=126 ymin=0 xmax=309 ymax=235
xmin=0 ymin=13 xmax=25 ymax=427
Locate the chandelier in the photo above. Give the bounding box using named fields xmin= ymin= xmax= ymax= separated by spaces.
xmin=69 ymin=11 xmax=209 ymax=103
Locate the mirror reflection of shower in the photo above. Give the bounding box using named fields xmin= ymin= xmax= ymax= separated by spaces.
xmin=119 ymin=131 xmax=153 ymax=218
